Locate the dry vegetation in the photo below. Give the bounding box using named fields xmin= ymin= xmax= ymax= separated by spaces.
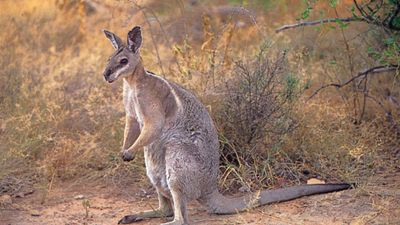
xmin=0 ymin=0 xmax=399 ymax=217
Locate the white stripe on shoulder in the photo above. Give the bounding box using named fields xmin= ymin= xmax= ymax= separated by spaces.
xmin=146 ymin=71 xmax=182 ymax=110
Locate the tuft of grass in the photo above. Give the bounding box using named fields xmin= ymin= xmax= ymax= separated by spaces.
xmin=215 ymin=45 xmax=301 ymax=192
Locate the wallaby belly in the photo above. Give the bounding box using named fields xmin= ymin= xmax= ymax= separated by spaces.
xmin=144 ymin=146 xmax=171 ymax=198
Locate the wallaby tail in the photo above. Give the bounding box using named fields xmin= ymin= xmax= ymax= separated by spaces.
xmin=206 ymin=183 xmax=352 ymax=215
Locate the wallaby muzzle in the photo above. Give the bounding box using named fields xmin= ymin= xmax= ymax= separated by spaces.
xmin=103 ymin=68 xmax=113 ymax=83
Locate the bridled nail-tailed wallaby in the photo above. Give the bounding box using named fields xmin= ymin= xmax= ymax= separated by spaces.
xmin=102 ymin=26 xmax=352 ymax=225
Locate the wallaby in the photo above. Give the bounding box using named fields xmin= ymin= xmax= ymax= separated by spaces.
xmin=102 ymin=26 xmax=352 ymax=225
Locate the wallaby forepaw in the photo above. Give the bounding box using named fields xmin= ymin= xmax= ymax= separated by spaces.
xmin=121 ymin=150 xmax=135 ymax=162
xmin=118 ymin=215 xmax=143 ymax=224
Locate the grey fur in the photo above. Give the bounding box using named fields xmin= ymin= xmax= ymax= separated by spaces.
xmin=102 ymin=26 xmax=352 ymax=225
xmin=127 ymin=26 xmax=142 ymax=53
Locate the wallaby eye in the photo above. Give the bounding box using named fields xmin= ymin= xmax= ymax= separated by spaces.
xmin=120 ymin=58 xmax=128 ymax=65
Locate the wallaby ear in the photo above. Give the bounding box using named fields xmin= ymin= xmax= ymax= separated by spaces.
xmin=103 ymin=29 xmax=123 ymax=50
xmin=127 ymin=26 xmax=142 ymax=53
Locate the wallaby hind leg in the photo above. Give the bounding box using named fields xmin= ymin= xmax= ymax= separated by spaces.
xmin=118 ymin=190 xmax=174 ymax=224
xmin=160 ymin=189 xmax=189 ymax=225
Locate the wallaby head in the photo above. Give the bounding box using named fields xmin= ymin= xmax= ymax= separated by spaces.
xmin=102 ymin=26 xmax=142 ymax=83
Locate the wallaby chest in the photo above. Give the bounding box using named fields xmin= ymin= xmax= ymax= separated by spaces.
xmin=123 ymin=81 xmax=144 ymax=127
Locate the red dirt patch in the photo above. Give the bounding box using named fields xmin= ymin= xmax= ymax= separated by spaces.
xmin=1 ymin=174 xmax=399 ymax=225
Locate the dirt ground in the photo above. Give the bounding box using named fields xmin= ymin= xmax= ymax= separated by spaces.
xmin=1 ymin=173 xmax=399 ymax=225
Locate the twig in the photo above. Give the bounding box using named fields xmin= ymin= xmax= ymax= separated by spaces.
xmin=275 ymin=17 xmax=363 ymax=33
xmin=359 ymin=76 xmax=368 ymax=123
xmin=129 ymin=0 xmax=183 ymax=74
xmin=353 ymin=0 xmax=371 ymax=21
xmin=354 ymin=0 xmax=400 ymax=32
xmin=388 ymin=2 xmax=400 ymax=30
xmin=334 ymin=8 xmax=359 ymax=123
xmin=128 ymin=1 xmax=166 ymax=77
xmin=235 ymin=6 xmax=266 ymax=38
xmin=307 ymin=65 xmax=399 ymax=101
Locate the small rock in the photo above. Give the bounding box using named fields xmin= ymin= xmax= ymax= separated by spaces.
xmin=0 ymin=195 xmax=12 ymax=206
xmin=30 ymin=210 xmax=41 ymax=217
xmin=307 ymin=178 xmax=326 ymax=184
xmin=74 ymin=194 xmax=85 ymax=200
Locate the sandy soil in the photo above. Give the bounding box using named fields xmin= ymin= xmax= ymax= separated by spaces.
xmin=1 ymin=174 xmax=399 ymax=225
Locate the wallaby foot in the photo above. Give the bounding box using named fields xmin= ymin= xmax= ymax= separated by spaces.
xmin=164 ymin=189 xmax=189 ymax=225
xmin=118 ymin=214 xmax=143 ymax=224
xmin=118 ymin=208 xmax=173 ymax=224
xmin=160 ymin=221 xmax=189 ymax=225
xmin=119 ymin=191 xmax=174 ymax=224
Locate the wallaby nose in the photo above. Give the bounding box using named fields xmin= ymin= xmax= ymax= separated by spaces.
xmin=103 ymin=69 xmax=112 ymax=80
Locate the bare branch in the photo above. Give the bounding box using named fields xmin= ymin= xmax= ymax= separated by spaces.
xmin=125 ymin=1 xmax=167 ymax=77
xmin=307 ymin=65 xmax=399 ymax=101
xmin=275 ymin=17 xmax=363 ymax=33
xmin=353 ymin=0 xmax=370 ymax=21
xmin=129 ymin=0 xmax=184 ymax=75
xmin=276 ymin=1 xmax=400 ymax=33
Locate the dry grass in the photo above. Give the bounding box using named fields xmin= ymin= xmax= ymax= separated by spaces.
xmin=0 ymin=0 xmax=398 ymax=198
